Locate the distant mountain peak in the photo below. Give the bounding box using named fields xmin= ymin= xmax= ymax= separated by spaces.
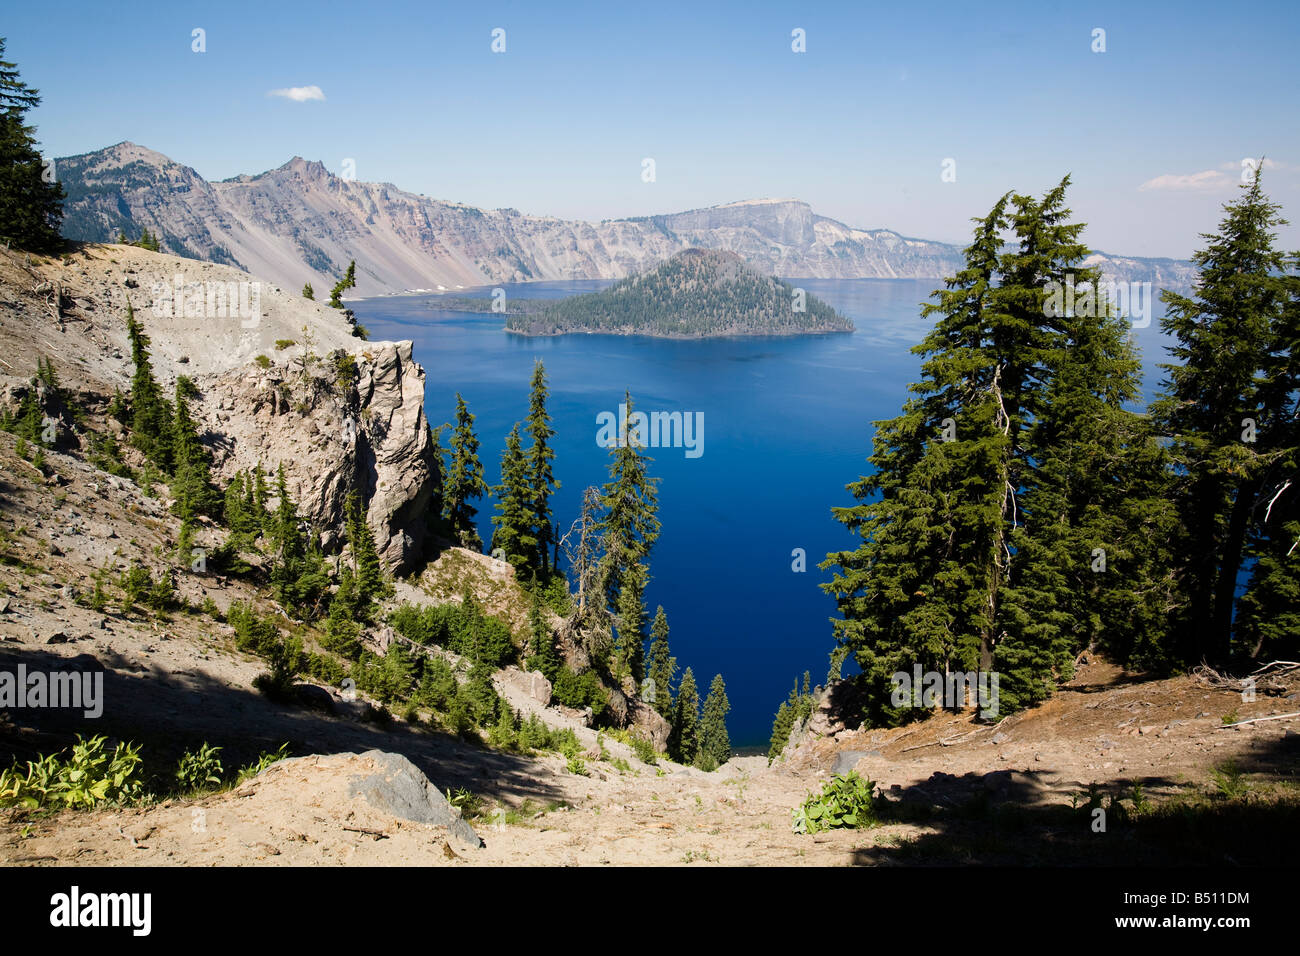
xmin=54 ymin=142 xmax=1197 ymax=296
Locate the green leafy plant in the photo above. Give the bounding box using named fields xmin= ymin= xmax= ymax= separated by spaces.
xmin=446 ymin=787 xmax=485 ymax=820
xmin=175 ymin=743 xmax=224 ymax=791
xmin=1211 ymin=760 xmax=1250 ymax=800
xmin=791 ymin=770 xmax=876 ymax=834
xmin=236 ymin=743 xmax=291 ymax=784
xmin=565 ymin=753 xmax=588 ymax=776
xmin=0 ymin=735 xmax=144 ymax=810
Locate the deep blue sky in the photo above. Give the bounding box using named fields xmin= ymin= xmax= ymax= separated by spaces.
xmin=7 ymin=0 xmax=1299 ymax=257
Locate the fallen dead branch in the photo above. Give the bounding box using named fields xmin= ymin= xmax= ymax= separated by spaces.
xmin=1218 ymin=711 xmax=1300 ymax=729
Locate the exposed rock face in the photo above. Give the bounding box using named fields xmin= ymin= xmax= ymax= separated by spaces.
xmin=343 ymin=751 xmax=482 ymax=849
xmin=605 ymin=687 xmax=673 ymax=752
xmin=628 ymin=699 xmax=672 ymax=753
xmin=497 ymin=666 xmax=553 ymax=708
xmin=200 ymin=340 xmax=436 ymax=574
xmin=57 ymin=143 xmax=1198 ymax=296
xmin=0 ymin=242 xmax=438 ymax=576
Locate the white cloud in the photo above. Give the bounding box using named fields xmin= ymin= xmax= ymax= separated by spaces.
xmin=1218 ymin=157 xmax=1285 ymax=171
xmin=267 ymin=85 xmax=325 ymax=102
xmin=1138 ymin=169 xmax=1231 ymax=191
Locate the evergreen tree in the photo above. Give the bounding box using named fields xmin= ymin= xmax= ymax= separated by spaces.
xmin=490 ymin=422 xmax=538 ymax=570
xmin=125 ymin=302 xmax=174 ymax=471
xmin=323 ymin=570 xmax=363 ymax=659
xmin=646 ymin=605 xmax=675 ymax=716
xmin=824 ymin=178 xmax=1176 ymax=718
xmin=1151 ymin=171 xmax=1296 ymax=664
xmin=0 ymin=38 xmax=64 ymax=253
xmin=169 ymin=377 xmax=220 ymax=521
xmin=697 ymin=674 xmax=731 ymax=770
xmin=598 ymin=390 xmax=661 ymax=611
xmin=821 ymin=195 xmax=1014 ymax=722
xmin=328 ymin=261 xmax=356 ymax=308
xmin=526 ymin=579 xmax=560 ymax=681
xmin=344 ymin=491 xmax=385 ymax=608
xmin=302 ymin=283 xmax=314 ymax=300
xmin=267 ymin=463 xmax=328 ymax=616
xmin=525 ymin=360 xmax=560 ymax=577
xmin=668 ymin=667 xmax=699 ymax=765
xmin=444 ymin=393 xmax=487 ymax=549
xmin=1236 ymin=243 xmax=1300 ymax=661
xmin=614 ymin=560 xmax=647 ymax=684
xmin=252 ymin=462 xmax=269 ymax=519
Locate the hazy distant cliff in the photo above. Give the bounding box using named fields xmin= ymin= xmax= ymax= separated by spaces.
xmin=56 ymin=142 xmax=1197 ymax=297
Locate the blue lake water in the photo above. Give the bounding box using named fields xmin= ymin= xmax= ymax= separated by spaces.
xmin=353 ymin=280 xmax=1173 ymax=747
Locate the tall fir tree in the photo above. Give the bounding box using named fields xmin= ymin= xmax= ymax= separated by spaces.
xmin=613 ymin=560 xmax=647 ymax=684
xmin=490 ymin=422 xmax=538 ymax=571
xmin=443 ymin=393 xmax=487 ymax=549
xmin=124 ymin=302 xmax=174 ymax=471
xmin=821 ymin=195 xmax=1014 ymax=723
xmin=824 ymin=177 xmax=1178 ymax=718
xmin=598 ymin=390 xmax=661 ymax=612
xmin=1151 ymin=171 xmax=1296 ymax=664
xmin=169 ymin=377 xmax=220 ymax=521
xmin=697 ymin=674 xmax=731 ymax=770
xmin=344 ymin=491 xmax=385 ymax=609
xmin=0 ymin=39 xmax=64 ymax=252
xmin=668 ymin=667 xmax=699 ymax=765
xmin=526 ymin=579 xmax=560 ymax=680
xmin=525 ymin=360 xmax=561 ymax=577
xmin=646 ymin=605 xmax=676 ymax=716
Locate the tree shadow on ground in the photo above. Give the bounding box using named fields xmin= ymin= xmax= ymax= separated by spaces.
xmin=850 ymin=751 xmax=1300 ymax=865
xmin=0 ymin=645 xmax=570 ymax=809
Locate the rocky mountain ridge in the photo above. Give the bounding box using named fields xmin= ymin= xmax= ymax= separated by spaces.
xmin=56 ymin=142 xmax=1198 ymax=298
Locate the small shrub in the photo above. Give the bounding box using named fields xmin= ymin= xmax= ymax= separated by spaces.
xmin=791 ymin=771 xmax=876 ymax=834
xmin=175 ymin=744 xmax=224 ymax=791
xmin=0 ymin=735 xmax=144 ymax=810
xmin=236 ymin=743 xmax=292 ymax=784
xmin=1211 ymin=761 xmax=1250 ymax=800
xmin=254 ymin=354 xmax=271 ymax=369
xmin=274 ymin=339 xmax=296 ymax=351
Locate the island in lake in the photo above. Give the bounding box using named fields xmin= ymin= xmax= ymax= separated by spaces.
xmin=505 ymin=248 xmax=855 ymax=337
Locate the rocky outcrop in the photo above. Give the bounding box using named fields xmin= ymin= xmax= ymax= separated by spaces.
xmin=200 ymin=340 xmax=436 ymax=574
xmin=344 ymin=751 xmax=482 ymax=849
xmin=56 ymin=143 xmax=1198 ymax=297
xmin=605 ymin=686 xmax=673 ymax=752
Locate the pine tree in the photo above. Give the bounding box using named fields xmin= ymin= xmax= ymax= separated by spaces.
xmin=252 ymin=462 xmax=269 ymax=518
xmin=268 ymin=463 xmax=322 ymax=613
xmin=668 ymin=667 xmax=699 ymax=765
xmin=302 ymin=283 xmax=314 ymax=300
xmin=525 ymin=360 xmax=560 ymax=577
xmin=821 ymin=195 xmax=1014 ymax=722
xmin=328 ymin=261 xmax=356 ymax=309
xmin=526 ymin=579 xmax=560 ymax=680
xmin=444 ymin=393 xmax=488 ymax=549
xmin=614 ymin=560 xmax=647 ymax=684
xmin=646 ymin=605 xmax=675 ymax=716
xmin=344 ymin=491 xmax=385 ymax=608
xmin=1151 ymin=171 xmax=1296 ymax=664
xmin=169 ymin=377 xmax=220 ymax=521
xmin=824 ymin=178 xmax=1174 ymax=718
xmin=599 ymin=390 xmax=661 ymax=611
xmin=697 ymin=674 xmax=731 ymax=770
xmin=490 ymin=423 xmax=538 ymax=570
xmin=125 ymin=302 xmax=174 ymax=471
xmin=0 ymin=39 xmax=64 ymax=253
xmin=768 ymin=676 xmax=805 ymax=762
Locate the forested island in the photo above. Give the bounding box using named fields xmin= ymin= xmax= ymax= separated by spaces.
xmin=425 ymin=295 xmax=544 ymax=316
xmin=505 ymin=248 xmax=854 ymax=337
